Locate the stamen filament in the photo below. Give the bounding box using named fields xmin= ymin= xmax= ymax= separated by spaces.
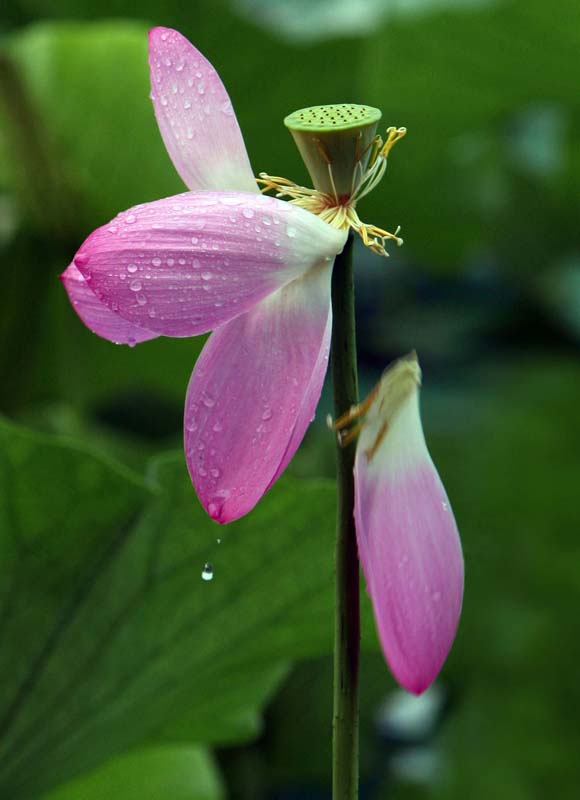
xmin=257 ymin=125 xmax=406 ymax=258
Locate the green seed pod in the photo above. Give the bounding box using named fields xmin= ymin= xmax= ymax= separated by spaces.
xmin=284 ymin=104 xmax=382 ymax=198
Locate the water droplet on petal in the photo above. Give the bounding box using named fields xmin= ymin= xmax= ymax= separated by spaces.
xmin=152 ymin=257 xmax=162 ymax=267
xmin=75 ymin=252 xmax=90 ymax=267
xmin=201 ymin=271 xmax=212 ymax=281
xmin=136 ymin=293 xmax=147 ymax=306
xmin=130 ymin=280 xmax=142 ymax=292
xmin=261 ymin=408 xmax=272 ymax=421
xmin=210 ymin=467 xmax=220 ymax=478
xmin=286 ymin=226 xmax=297 ymax=238
xmin=201 ymin=562 xmax=214 ymax=581
xmin=212 ymin=421 xmax=223 ymax=432
xmin=127 ymin=263 xmax=138 ymax=273
xmin=125 ymin=214 xmax=136 ymax=224
xmin=242 ymin=208 xmax=254 ymax=219
xmin=202 ymin=392 xmax=216 ymax=408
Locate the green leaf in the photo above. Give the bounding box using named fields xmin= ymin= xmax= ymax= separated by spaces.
xmin=2 ymin=21 xmax=182 ymax=236
xmin=43 ymin=745 xmax=224 ymax=800
xmin=0 ymin=417 xmax=359 ymax=797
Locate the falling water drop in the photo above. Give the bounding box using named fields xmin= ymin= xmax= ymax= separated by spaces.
xmin=201 ymin=563 xmax=214 ymax=581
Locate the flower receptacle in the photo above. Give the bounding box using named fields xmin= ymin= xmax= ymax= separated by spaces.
xmin=284 ymin=104 xmax=382 ymax=199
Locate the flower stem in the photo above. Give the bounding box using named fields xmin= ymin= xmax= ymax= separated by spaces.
xmin=330 ymin=232 xmax=360 ymax=799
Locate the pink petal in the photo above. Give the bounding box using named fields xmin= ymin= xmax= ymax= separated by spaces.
xmin=354 ymin=356 xmax=464 ymax=695
xmin=60 ymin=263 xmax=158 ymax=345
xmin=149 ymin=27 xmax=257 ymax=193
xmin=184 ymin=263 xmax=333 ymax=523
xmin=73 ymin=191 xmax=346 ymax=338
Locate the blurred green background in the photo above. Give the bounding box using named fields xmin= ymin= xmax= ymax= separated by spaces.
xmin=0 ymin=0 xmax=579 ymax=797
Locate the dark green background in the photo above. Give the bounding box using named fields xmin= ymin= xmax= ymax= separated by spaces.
xmin=1 ymin=0 xmax=579 ymax=797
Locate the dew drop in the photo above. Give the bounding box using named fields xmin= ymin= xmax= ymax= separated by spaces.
xmin=130 ymin=280 xmax=142 ymax=292
xmin=261 ymin=408 xmax=272 ymax=421
xmin=136 ymin=293 xmax=147 ymax=306
xmin=184 ymin=99 xmax=191 ymax=109
xmin=221 ymin=100 xmax=233 ymax=115
xmin=242 ymin=208 xmax=254 ymax=219
xmin=127 ymin=263 xmax=138 ymax=273
xmin=202 ymin=392 xmax=216 ymax=408
xmin=201 ymin=562 xmax=214 ymax=581
xmin=212 ymin=420 xmax=223 ymax=432
xmin=198 ymin=466 xmax=208 ymax=477
xmin=152 ymin=257 xmax=162 ymax=267
xmin=125 ymin=214 xmax=136 ymax=224
xmin=210 ymin=467 xmax=220 ymax=478
xmin=201 ymin=271 xmax=212 ymax=281
xmin=286 ymin=225 xmax=297 ymax=238
xmin=75 ymin=252 xmax=90 ymax=267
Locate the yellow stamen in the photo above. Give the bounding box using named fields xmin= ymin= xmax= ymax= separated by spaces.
xmin=258 ymin=125 xmax=406 ymax=258
xmin=364 ymin=420 xmax=389 ymax=461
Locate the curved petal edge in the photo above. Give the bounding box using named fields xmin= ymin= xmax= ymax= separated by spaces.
xmin=184 ymin=262 xmax=333 ymax=523
xmin=148 ymin=27 xmax=257 ymax=193
xmin=61 ymin=263 xmax=158 ymax=346
xmin=354 ymin=354 xmax=464 ymax=694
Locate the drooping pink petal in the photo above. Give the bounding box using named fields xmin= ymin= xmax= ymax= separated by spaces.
xmin=354 ymin=355 xmax=464 ymax=695
xmin=73 ymin=191 xmax=345 ymax=338
xmin=184 ymin=262 xmax=333 ymax=523
xmin=60 ymin=263 xmax=158 ymax=345
xmin=149 ymin=27 xmax=257 ymax=193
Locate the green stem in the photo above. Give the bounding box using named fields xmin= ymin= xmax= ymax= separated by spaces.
xmin=330 ymin=232 xmax=360 ymax=799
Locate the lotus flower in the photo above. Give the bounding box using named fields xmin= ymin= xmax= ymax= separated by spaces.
xmin=62 ymin=27 xmax=348 ymax=522
xmin=335 ymin=353 xmax=464 ymax=693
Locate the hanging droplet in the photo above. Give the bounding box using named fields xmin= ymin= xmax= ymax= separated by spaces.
xmin=201 ymin=562 xmax=214 ymax=581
